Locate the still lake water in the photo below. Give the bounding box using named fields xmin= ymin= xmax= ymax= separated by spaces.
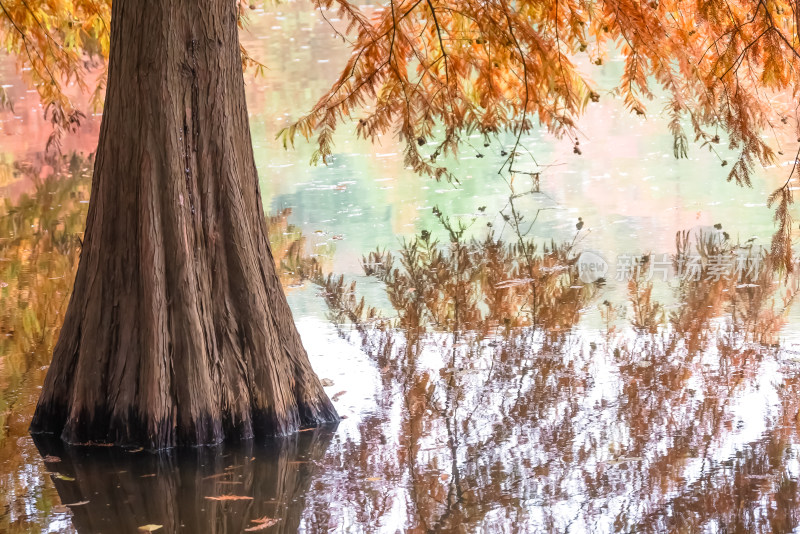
xmin=3 ymin=3 xmax=800 ymax=533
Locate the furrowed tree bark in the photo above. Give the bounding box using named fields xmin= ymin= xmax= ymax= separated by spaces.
xmin=29 ymin=0 xmax=338 ymax=448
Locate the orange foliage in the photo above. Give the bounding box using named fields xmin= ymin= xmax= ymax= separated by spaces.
xmin=281 ymin=0 xmax=799 ymax=187
xmin=2 ymin=0 xmax=797 ymax=188
xmin=3 ymin=1 xmax=799 ymax=264
xmin=0 ymin=0 xmax=109 ymax=153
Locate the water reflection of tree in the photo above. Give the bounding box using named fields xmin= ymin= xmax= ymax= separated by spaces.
xmin=0 ymin=156 xmax=90 ymax=534
xmin=0 ymin=155 xmax=330 ymax=534
xmin=316 ymin=222 xmax=599 ymax=530
xmin=5 ymin=159 xmax=800 ymax=531
xmin=607 ymin=232 xmax=800 ymax=532
xmin=316 ymin=220 xmax=800 ymax=532
xmin=33 ymin=428 xmax=335 ymax=534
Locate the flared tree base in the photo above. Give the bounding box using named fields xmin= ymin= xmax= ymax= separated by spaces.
xmin=30 ymin=0 xmax=338 ymax=449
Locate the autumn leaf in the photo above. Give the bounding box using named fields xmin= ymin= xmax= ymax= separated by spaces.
xmin=245 ymin=517 xmax=281 ymax=531
xmin=138 ymin=525 xmax=163 ymax=532
xmin=53 ymin=473 xmax=75 ymax=481
xmin=244 ymin=523 xmax=275 ymax=531
xmin=204 ymin=495 xmax=254 ymax=501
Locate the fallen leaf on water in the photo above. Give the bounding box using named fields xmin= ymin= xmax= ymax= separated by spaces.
xmin=298 ymin=427 xmax=316 ymax=432
xmin=43 ymin=455 xmax=61 ymax=463
xmin=245 ymin=516 xmax=281 ymax=530
xmin=138 ymin=525 xmax=162 ymax=532
xmin=245 ymin=519 xmax=280 ymax=531
xmin=244 ymin=524 xmax=275 ymax=531
xmin=53 ymin=473 xmax=75 ymax=481
xmin=204 ymin=495 xmax=254 ymax=501
xmin=331 ymin=390 xmax=347 ymax=401
xmin=140 ymin=474 xmax=156 ymax=478
xmin=365 ymin=477 xmax=382 ymax=481
xmin=127 ymin=447 xmax=144 ymax=453
xmin=439 ymin=473 xmax=450 ymax=481
xmin=64 ymin=501 xmax=90 ymax=507
xmin=251 ymin=516 xmax=276 ymax=523
xmin=75 ymin=441 xmax=114 ymax=447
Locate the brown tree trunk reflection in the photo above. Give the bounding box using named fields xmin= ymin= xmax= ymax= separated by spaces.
xmin=32 ymin=426 xmax=336 ymax=534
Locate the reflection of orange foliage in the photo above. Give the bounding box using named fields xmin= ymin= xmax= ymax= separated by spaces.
xmin=267 ymin=208 xmax=329 ymax=290
xmin=335 ymin=229 xmax=598 ymax=335
xmin=313 ymin=220 xmax=800 ymax=532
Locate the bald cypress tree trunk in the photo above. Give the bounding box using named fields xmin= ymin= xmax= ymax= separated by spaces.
xmin=30 ymin=0 xmax=338 ymax=449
